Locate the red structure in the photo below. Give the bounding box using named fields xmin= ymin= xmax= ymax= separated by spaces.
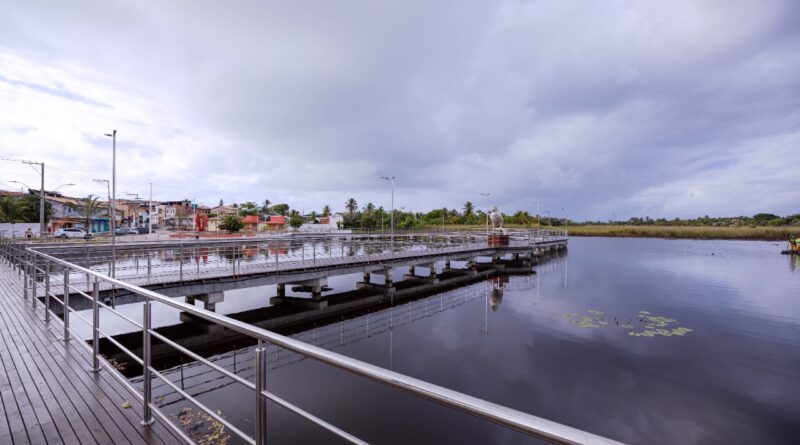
xmin=195 ymin=210 xmax=209 ymax=232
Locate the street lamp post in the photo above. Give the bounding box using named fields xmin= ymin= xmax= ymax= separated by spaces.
xmin=381 ymin=176 xmax=395 ymax=235
xmin=104 ymin=130 xmax=117 ymax=278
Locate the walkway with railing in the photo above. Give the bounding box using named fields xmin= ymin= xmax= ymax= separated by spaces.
xmin=0 ymin=231 xmax=627 ymax=445
xmin=0 ymin=262 xmax=181 ymax=444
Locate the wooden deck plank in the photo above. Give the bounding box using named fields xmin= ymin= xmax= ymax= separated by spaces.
xmin=0 ymin=262 xmax=183 ymax=445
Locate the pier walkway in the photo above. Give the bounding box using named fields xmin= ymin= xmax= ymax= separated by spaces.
xmin=0 ymin=263 xmax=180 ymax=444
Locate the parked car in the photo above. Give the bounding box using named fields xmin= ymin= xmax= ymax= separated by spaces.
xmin=136 ymin=227 xmax=151 ymax=234
xmin=54 ymin=228 xmax=92 ymax=239
xmin=114 ymin=227 xmax=138 ymax=235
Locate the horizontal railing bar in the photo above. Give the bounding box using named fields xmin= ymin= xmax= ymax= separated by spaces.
xmin=149 ymin=405 xmax=195 ymax=445
xmin=100 ymin=333 xmax=145 ymax=366
xmin=148 ymin=330 xmax=254 ymax=390
xmin=149 ymin=367 xmax=255 ymax=444
xmin=260 ymin=389 xmax=367 ymax=445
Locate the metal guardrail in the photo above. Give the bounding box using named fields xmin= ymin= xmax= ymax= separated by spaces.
xmin=6 ymin=232 xmax=620 ymax=445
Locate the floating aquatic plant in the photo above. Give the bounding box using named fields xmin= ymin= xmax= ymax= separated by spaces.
xmin=562 ymin=309 xmax=693 ymax=338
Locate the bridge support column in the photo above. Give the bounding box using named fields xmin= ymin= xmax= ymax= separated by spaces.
xmin=276 ymin=283 xmax=285 ymax=297
xmin=363 ymin=272 xmax=371 ymax=283
xmin=186 ymin=291 xmax=224 ymax=312
xmin=408 ymin=265 xmax=415 ymax=275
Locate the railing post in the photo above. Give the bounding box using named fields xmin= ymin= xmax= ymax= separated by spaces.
xmin=63 ymin=269 xmax=70 ymax=341
xmin=141 ymin=300 xmax=154 ymax=426
xmin=90 ymin=278 xmax=101 ymax=372
xmin=23 ymin=250 xmax=29 ymax=299
xmin=254 ymin=339 xmax=267 ymax=445
xmin=31 ymin=253 xmax=38 ymax=308
xmin=44 ymin=259 xmax=51 ymax=322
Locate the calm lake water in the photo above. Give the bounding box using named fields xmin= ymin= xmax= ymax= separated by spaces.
xmin=120 ymin=237 xmax=800 ymax=444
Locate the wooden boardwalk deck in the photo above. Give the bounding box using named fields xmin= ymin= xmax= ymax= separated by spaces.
xmin=0 ymin=263 xmax=182 ymax=444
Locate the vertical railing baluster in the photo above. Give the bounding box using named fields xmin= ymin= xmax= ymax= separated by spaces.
xmin=44 ymin=259 xmax=51 ymax=322
xmin=141 ymin=300 xmax=154 ymax=425
xmin=63 ymin=269 xmax=70 ymax=341
xmin=91 ymin=279 xmax=101 ymax=372
xmin=31 ymin=254 xmax=38 ymax=308
xmin=255 ymin=339 xmax=267 ymax=445
xmin=23 ymin=250 xmax=29 ymax=299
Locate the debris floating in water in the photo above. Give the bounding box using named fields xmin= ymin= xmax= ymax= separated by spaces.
xmin=562 ymin=309 xmax=692 ymax=338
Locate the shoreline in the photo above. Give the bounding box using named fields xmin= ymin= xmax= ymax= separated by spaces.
xmin=419 ymin=224 xmax=799 ymax=242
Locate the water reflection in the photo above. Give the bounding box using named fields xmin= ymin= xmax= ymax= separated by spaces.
xmin=104 ymin=238 xmax=798 ymax=444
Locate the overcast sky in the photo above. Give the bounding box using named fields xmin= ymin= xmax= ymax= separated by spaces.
xmin=1 ymin=0 xmax=798 ymax=220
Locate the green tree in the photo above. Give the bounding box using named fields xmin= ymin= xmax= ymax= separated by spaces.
xmin=239 ymin=201 xmax=259 ymax=216
xmin=345 ymin=198 xmax=358 ymax=214
xmin=0 ymin=196 xmax=25 ymax=223
xmin=289 ymin=215 xmax=304 ymax=228
xmin=322 ymin=205 xmax=331 ymax=217
xmin=219 ymin=198 xmax=223 ymax=206
xmin=18 ymin=194 xmax=53 ymax=223
xmin=364 ymin=202 xmax=375 ymax=213
xmin=67 ymin=195 xmax=104 ymax=233
xmin=219 ymin=214 xmax=244 ymax=232
xmin=261 ymin=199 xmax=271 ymax=214
xmin=271 ymin=203 xmax=289 ymax=216
xmin=309 ymin=211 xmax=318 ymax=223
xmin=462 ymin=201 xmax=474 ymax=218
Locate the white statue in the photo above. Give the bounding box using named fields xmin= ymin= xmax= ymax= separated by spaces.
xmin=489 ymin=205 xmax=504 ymax=230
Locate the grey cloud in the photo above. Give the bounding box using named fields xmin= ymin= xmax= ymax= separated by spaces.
xmin=1 ymin=0 xmax=799 ymax=218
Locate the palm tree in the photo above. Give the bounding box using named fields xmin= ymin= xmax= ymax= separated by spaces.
xmin=262 ymin=199 xmax=271 ymax=214
xmin=365 ymin=202 xmax=375 ymax=213
xmin=0 ymin=196 xmax=24 ymax=223
xmin=310 ymin=211 xmax=318 ymax=223
xmin=322 ymin=205 xmax=331 ymax=217
xmin=67 ymin=195 xmax=103 ymax=233
xmin=463 ymin=201 xmax=474 ymax=217
xmin=345 ymin=198 xmax=357 ymax=214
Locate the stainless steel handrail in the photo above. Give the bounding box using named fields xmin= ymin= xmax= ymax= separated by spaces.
xmin=22 ymin=232 xmax=620 ymax=445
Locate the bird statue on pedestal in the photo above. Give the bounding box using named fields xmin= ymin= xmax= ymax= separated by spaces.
xmin=489 ymin=205 xmax=504 ymax=231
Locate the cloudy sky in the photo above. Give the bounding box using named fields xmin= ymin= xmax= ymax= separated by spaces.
xmin=1 ymin=0 xmax=798 ymax=220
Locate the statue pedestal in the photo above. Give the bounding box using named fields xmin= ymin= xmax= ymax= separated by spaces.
xmin=487 ymin=233 xmax=509 ymax=247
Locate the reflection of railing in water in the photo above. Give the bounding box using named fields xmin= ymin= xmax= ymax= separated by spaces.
xmin=137 ymin=277 xmax=531 ymax=407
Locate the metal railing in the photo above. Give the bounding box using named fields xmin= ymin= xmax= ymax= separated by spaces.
xmin=9 ymin=233 xmax=620 ymax=445
xmin=7 ymin=231 xmax=568 ymax=292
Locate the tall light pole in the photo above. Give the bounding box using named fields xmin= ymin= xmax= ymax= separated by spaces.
xmin=104 ymin=130 xmax=117 ymax=278
xmin=381 ymin=176 xmax=395 ymax=234
xmin=562 ymin=207 xmax=568 ymax=233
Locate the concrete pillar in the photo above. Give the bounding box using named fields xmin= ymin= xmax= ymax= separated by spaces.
xmin=384 ymin=270 xmax=393 ymax=286
xmin=445 ymin=259 xmax=451 ymax=269
xmin=363 ymin=272 xmax=371 ymax=283
xmin=276 ymin=283 xmax=286 ymax=297
xmin=408 ymin=265 xmax=415 ymax=275
xmin=311 ymin=286 xmax=322 ymax=301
